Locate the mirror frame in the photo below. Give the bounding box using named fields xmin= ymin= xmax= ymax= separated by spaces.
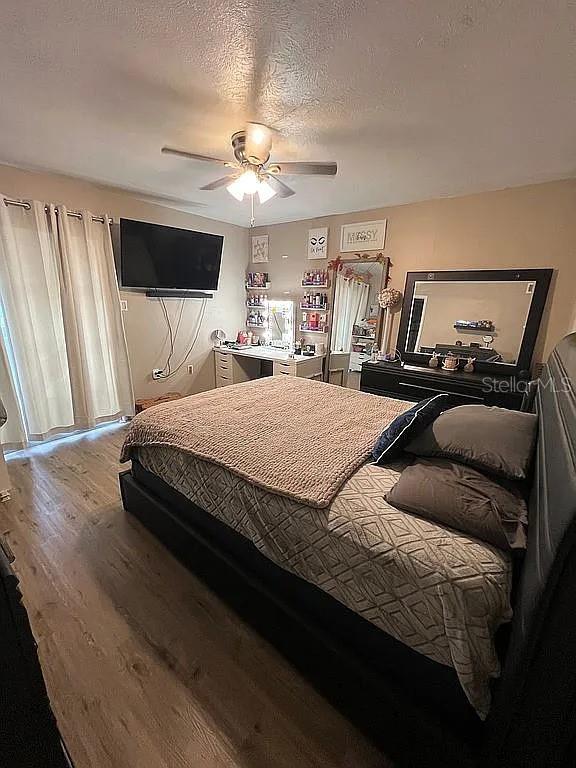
xmin=396 ymin=268 xmax=553 ymax=376
xmin=324 ymin=254 xmax=390 ymax=382
xmin=267 ymin=298 xmax=295 ymax=348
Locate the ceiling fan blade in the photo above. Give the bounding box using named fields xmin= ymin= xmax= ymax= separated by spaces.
xmin=264 ymin=174 xmax=295 ymax=198
xmin=199 ymin=175 xmax=236 ymax=191
xmin=162 ymin=146 xmax=227 ymax=164
xmin=269 ymin=161 xmax=337 ymax=176
xmin=245 ymin=122 xmax=273 ymax=164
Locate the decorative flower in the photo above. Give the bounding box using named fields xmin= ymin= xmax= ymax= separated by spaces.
xmin=327 ymin=256 xmax=343 ymax=272
xmin=378 ymin=287 xmax=402 ymax=309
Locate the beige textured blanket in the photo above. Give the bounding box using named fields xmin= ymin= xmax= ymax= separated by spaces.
xmin=120 ymin=376 xmax=409 ymax=508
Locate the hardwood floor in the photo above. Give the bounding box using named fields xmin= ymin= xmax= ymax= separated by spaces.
xmin=0 ymin=425 xmax=390 ymax=768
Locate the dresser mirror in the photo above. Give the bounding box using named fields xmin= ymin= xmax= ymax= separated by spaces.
xmin=267 ymin=299 xmax=294 ymax=348
xmin=325 ymin=255 xmax=389 ymax=387
xmin=397 ymin=269 xmax=553 ymax=375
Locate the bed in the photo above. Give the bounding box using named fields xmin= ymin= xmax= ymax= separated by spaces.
xmin=119 ymin=334 xmax=576 ymax=768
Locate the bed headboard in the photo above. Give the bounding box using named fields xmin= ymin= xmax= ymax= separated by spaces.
xmin=487 ymin=332 xmax=576 ymax=766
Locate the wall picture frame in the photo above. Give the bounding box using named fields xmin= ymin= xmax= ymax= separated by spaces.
xmin=340 ymin=220 xmax=387 ymax=252
xmin=307 ymin=227 xmax=328 ymax=259
xmin=252 ymin=235 xmax=269 ymax=263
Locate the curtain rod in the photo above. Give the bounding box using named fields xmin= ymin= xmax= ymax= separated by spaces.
xmin=2 ymin=197 xmax=113 ymax=224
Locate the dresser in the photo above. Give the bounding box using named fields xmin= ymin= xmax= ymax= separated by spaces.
xmin=214 ymin=346 xmax=324 ymax=388
xmin=361 ymin=361 xmax=526 ymax=410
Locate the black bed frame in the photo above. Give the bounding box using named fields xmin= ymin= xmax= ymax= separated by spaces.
xmin=119 ymin=334 xmax=576 ymax=768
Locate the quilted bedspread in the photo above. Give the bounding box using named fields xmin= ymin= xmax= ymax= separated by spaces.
xmin=134 ymin=446 xmax=512 ymax=719
xmin=120 ymin=376 xmax=409 ymax=508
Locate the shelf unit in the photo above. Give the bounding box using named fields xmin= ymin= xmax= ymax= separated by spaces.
xmin=299 ymin=326 xmax=328 ymax=334
xmin=302 ymin=268 xmax=329 ymax=290
xmin=246 ymin=275 xmax=270 ymax=333
xmin=453 ymin=322 xmax=495 ymax=332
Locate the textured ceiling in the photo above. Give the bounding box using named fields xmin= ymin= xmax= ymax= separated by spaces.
xmin=1 ymin=1 xmax=575 ymax=226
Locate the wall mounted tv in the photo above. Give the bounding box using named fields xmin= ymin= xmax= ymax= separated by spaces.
xmin=120 ymin=218 xmax=224 ymax=293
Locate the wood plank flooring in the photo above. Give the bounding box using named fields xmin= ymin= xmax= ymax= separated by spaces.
xmin=0 ymin=425 xmax=390 ymax=768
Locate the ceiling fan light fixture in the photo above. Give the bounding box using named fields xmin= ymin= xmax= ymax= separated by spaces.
xmin=226 ymin=177 xmax=245 ymax=201
xmin=227 ymin=169 xmax=259 ymax=201
xmin=227 ymin=170 xmax=276 ymax=205
xmin=257 ymin=179 xmax=276 ymax=204
xmin=226 ymin=170 xmax=256 ymax=200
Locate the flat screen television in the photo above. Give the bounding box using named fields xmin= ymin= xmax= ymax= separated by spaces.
xmin=120 ymin=218 xmax=224 ymax=292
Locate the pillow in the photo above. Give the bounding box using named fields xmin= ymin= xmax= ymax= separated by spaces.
xmin=372 ymin=394 xmax=450 ymax=465
xmin=385 ymin=458 xmax=527 ymax=550
xmin=405 ymin=404 xmax=537 ymax=480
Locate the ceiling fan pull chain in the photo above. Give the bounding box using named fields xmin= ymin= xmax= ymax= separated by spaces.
xmin=250 ymin=192 xmax=255 ymax=228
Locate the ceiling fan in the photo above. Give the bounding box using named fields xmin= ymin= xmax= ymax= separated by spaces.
xmin=161 ymin=122 xmax=337 ymax=205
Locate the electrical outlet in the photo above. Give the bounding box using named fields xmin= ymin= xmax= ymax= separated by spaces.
xmin=152 ymin=369 xmax=163 ymax=380
xmin=120 ymin=299 xmax=128 ymax=312
xmin=187 ymin=364 xmax=194 ymax=374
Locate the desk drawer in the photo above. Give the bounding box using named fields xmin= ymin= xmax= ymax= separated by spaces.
xmin=216 ymin=372 xmax=232 ymax=388
xmin=215 ymin=350 xmax=231 ymax=365
xmin=295 ymin=357 xmax=323 ymax=379
xmin=273 ymin=361 xmax=296 ymax=376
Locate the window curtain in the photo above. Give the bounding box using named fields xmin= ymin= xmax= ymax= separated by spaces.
xmin=0 ymin=337 xmax=26 ymax=450
xmin=50 ymin=205 xmax=134 ymax=427
xmin=0 ymin=195 xmax=134 ymax=449
xmin=331 ymin=273 xmax=370 ymax=353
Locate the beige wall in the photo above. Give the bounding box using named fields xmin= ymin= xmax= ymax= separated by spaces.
xmin=1 ymin=166 xmax=574 ymax=404
xmin=0 ymin=164 xmax=247 ymax=398
xmin=250 ymin=179 xmax=576 ymax=367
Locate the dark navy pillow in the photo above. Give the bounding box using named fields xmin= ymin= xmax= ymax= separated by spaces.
xmin=372 ymin=394 xmax=450 ymax=465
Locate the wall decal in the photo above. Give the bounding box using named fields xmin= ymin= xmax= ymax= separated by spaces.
xmin=307 ymin=227 xmax=328 ymax=259
xmin=340 ymin=220 xmax=387 ymax=252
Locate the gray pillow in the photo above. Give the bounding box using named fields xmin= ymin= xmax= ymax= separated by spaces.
xmin=405 ymin=404 xmax=537 ymax=480
xmin=385 ymin=458 xmax=527 ymax=550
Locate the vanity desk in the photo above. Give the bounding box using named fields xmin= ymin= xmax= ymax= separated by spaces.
xmin=214 ymin=346 xmax=325 ymax=388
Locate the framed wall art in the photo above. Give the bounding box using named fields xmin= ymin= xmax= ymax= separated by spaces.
xmin=307 ymin=227 xmax=328 ymax=259
xmin=340 ymin=220 xmax=387 ymax=252
xmin=252 ymin=234 xmax=269 ymax=263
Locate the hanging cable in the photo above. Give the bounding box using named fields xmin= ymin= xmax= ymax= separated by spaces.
xmin=173 ymin=299 xmax=185 ymax=342
xmin=160 ymin=298 xmax=208 ymax=379
xmin=159 ymin=296 xmax=185 ymax=376
xmin=158 ymin=295 xmax=175 ymax=376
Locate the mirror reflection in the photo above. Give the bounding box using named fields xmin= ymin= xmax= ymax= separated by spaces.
xmin=406 ymin=280 xmax=536 ymax=364
xmin=329 ymin=261 xmax=383 ymax=388
xmin=266 ymin=299 xmax=294 ymax=348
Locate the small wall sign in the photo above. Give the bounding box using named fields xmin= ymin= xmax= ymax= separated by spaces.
xmin=340 ymin=220 xmax=387 ymax=252
xmin=307 ymin=227 xmax=328 ymax=259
